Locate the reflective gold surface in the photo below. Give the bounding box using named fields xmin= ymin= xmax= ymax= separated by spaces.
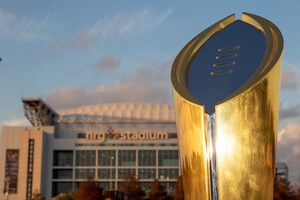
xmin=171 ymin=13 xmax=283 ymax=200
xmin=173 ymin=90 xmax=212 ymax=200
xmin=215 ymin=56 xmax=282 ymax=199
xmin=171 ymin=14 xmax=236 ymax=200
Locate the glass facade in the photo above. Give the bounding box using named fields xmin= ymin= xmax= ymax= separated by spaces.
xmin=118 ymin=150 xmax=136 ymax=166
xmin=118 ymin=169 xmax=136 ymax=179
xmin=52 ymin=182 xmax=72 ymax=197
xmin=98 ymin=182 xmax=115 ymax=190
xmin=98 ymin=150 xmax=116 ymax=166
xmin=158 ymin=150 xmax=179 ymax=166
xmin=76 ymin=150 xmax=96 ymax=166
xmin=138 ymin=169 xmax=156 ymax=179
xmin=53 ymin=169 xmax=72 ymax=179
xmin=53 ymin=148 xmax=179 ymax=196
xmin=138 ymin=150 xmax=156 ymax=166
xmin=75 ymin=168 xmax=95 ymax=179
xmin=98 ymin=169 xmax=116 ymax=179
xmin=53 ymin=151 xmax=73 ymax=166
xmin=158 ymin=169 xmax=178 ymax=180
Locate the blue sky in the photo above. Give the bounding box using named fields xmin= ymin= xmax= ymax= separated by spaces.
xmin=0 ymin=0 xmax=300 ymax=184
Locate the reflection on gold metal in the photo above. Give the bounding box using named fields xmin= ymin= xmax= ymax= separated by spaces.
xmin=171 ymin=13 xmax=283 ymax=200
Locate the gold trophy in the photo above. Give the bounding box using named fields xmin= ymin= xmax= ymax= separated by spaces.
xmin=171 ymin=13 xmax=283 ymax=200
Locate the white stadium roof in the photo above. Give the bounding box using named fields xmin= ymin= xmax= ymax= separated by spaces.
xmin=56 ymin=103 xmax=175 ymax=123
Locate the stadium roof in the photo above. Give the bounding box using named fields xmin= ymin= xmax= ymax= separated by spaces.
xmin=22 ymin=98 xmax=175 ymax=125
xmin=57 ymin=103 xmax=175 ymax=123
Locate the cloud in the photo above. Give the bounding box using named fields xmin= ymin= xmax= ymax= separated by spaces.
xmin=277 ymin=122 xmax=300 ymax=183
xmin=44 ymin=57 xmax=174 ymax=110
xmin=0 ymin=9 xmax=56 ymax=41
xmin=1 ymin=119 xmax=30 ymax=126
xmin=45 ymin=31 xmax=101 ymax=58
xmin=279 ymin=103 xmax=300 ymax=120
xmin=45 ymin=8 xmax=172 ymax=57
xmin=91 ymin=7 xmax=173 ymax=36
xmin=281 ymin=69 xmax=298 ymax=90
xmin=91 ymin=54 xmax=121 ymax=70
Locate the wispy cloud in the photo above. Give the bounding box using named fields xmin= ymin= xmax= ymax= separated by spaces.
xmin=279 ymin=103 xmax=300 ymax=120
xmin=281 ymin=69 xmax=298 ymax=90
xmin=1 ymin=119 xmax=30 ymax=126
xmin=45 ymin=8 xmax=172 ymax=57
xmin=0 ymin=9 xmax=56 ymax=41
xmin=91 ymin=54 xmax=121 ymax=71
xmin=277 ymin=122 xmax=300 ymax=183
xmin=44 ymin=57 xmax=174 ymax=110
xmin=91 ymin=7 xmax=173 ymax=36
xmin=45 ymin=31 xmax=100 ymax=58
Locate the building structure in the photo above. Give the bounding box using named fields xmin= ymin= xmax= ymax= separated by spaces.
xmin=275 ymin=162 xmax=289 ymax=181
xmin=0 ymin=98 xmax=179 ymax=199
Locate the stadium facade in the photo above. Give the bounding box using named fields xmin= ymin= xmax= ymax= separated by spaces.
xmin=0 ymin=98 xmax=179 ymax=199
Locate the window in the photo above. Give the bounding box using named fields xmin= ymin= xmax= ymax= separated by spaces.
xmin=158 ymin=150 xmax=179 ymax=166
xmin=138 ymin=169 xmax=156 ymax=179
xmin=98 ymin=182 xmax=115 ymax=189
xmin=98 ymin=169 xmax=116 ymax=179
xmin=138 ymin=150 xmax=156 ymax=166
xmin=75 ymin=150 xmax=95 ymax=166
xmin=98 ymin=150 xmax=116 ymax=166
xmin=118 ymin=169 xmax=136 ymax=180
xmin=118 ymin=150 xmax=136 ymax=166
xmin=53 ymin=169 xmax=72 ymax=179
xmin=158 ymin=169 xmax=178 ymax=180
xmin=5 ymin=150 xmax=19 ymax=194
xmin=75 ymin=168 xmax=95 ymax=179
xmin=77 ymin=133 xmax=86 ymax=138
xmin=53 ymin=151 xmax=73 ymax=166
xmin=52 ymin=182 xmax=73 ymax=197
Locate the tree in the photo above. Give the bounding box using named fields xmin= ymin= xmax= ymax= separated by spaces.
xmin=29 ymin=190 xmax=46 ymax=200
xmin=76 ymin=177 xmax=104 ymax=200
xmin=273 ymin=178 xmax=298 ymax=200
xmin=174 ymin=176 xmax=184 ymax=200
xmin=56 ymin=190 xmax=76 ymax=200
xmin=119 ymin=171 xmax=145 ymax=200
xmin=148 ymin=179 xmax=173 ymax=200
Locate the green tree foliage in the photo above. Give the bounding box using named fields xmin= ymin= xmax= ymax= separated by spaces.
xmin=76 ymin=177 xmax=104 ymax=200
xmin=174 ymin=176 xmax=184 ymax=200
xmin=56 ymin=190 xmax=76 ymax=200
xmin=119 ymin=171 xmax=145 ymax=200
xmin=148 ymin=179 xmax=173 ymax=200
xmin=273 ymin=178 xmax=299 ymax=200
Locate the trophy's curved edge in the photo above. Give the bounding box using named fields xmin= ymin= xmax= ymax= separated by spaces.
xmin=171 ymin=14 xmax=237 ymax=200
xmin=171 ymin=14 xmax=236 ymax=109
xmin=214 ymin=13 xmax=283 ymax=200
xmin=172 ymin=88 xmax=212 ymax=200
xmin=217 ymin=12 xmax=284 ymax=106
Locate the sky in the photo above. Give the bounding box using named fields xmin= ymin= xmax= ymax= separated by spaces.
xmin=0 ymin=0 xmax=299 ymax=185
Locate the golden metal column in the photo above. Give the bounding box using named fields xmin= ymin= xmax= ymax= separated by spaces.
xmin=171 ymin=13 xmax=283 ymax=200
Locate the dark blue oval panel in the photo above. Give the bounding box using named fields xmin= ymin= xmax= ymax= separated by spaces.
xmin=187 ymin=20 xmax=266 ymax=114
